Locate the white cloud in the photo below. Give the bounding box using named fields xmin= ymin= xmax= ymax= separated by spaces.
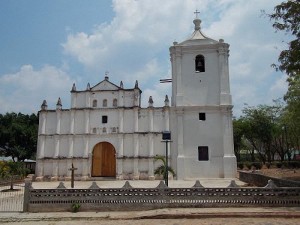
xmin=61 ymin=0 xmax=289 ymax=116
xmin=202 ymin=0 xmax=289 ymax=116
xmin=62 ymin=0 xmax=204 ymax=75
xmin=269 ymin=74 xmax=288 ymax=99
xmin=1 ymin=0 xmax=289 ymax=115
xmin=0 ymin=65 xmax=74 ymax=113
xmin=142 ymin=83 xmax=172 ymax=108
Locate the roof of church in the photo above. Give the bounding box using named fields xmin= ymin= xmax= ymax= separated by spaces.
xmin=71 ymin=76 xmax=142 ymax=93
xmin=179 ymin=17 xmax=218 ymax=46
xmin=90 ymin=76 xmax=121 ymax=91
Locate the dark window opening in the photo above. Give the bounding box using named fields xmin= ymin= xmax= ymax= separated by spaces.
xmin=92 ymin=100 xmax=97 ymax=107
xmin=113 ymin=98 xmax=118 ymax=107
xmin=195 ymin=55 xmax=205 ymax=72
xmin=199 ymin=113 xmax=206 ymax=121
xmin=103 ymin=99 xmax=107 ymax=107
xmin=102 ymin=115 xmax=108 ymax=124
xmin=198 ymin=146 xmax=209 ymax=161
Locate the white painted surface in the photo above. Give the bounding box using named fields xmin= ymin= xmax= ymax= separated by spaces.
xmin=35 ymin=18 xmax=236 ymax=180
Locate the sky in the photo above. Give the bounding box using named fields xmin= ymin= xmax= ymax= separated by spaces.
xmin=0 ymin=0 xmax=291 ymax=117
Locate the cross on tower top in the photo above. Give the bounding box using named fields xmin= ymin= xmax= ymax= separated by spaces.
xmin=194 ymin=10 xmax=200 ymax=18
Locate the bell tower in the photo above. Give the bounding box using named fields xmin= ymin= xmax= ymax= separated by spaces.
xmin=170 ymin=13 xmax=237 ymax=179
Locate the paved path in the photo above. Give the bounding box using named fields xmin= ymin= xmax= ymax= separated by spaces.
xmin=30 ymin=178 xmax=246 ymax=189
xmin=1 ymin=207 xmax=300 ymax=224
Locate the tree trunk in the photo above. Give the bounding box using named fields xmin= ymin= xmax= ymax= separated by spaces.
xmin=10 ymin=177 xmax=14 ymax=190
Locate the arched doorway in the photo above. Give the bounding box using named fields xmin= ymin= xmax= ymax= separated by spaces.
xmin=91 ymin=142 xmax=116 ymax=177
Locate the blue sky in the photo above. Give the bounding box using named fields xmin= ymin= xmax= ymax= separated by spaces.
xmin=0 ymin=0 xmax=290 ymax=116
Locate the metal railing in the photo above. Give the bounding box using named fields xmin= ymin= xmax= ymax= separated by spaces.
xmin=0 ymin=180 xmax=25 ymax=212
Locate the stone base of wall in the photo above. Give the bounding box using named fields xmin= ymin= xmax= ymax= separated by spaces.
xmin=239 ymin=171 xmax=300 ymax=187
xmin=33 ymin=173 xmax=173 ymax=182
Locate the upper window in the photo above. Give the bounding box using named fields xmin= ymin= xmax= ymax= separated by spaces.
xmin=102 ymin=115 xmax=108 ymax=124
xmin=113 ymin=98 xmax=118 ymax=107
xmin=195 ymin=55 xmax=205 ymax=72
xmin=103 ymin=99 xmax=107 ymax=107
xmin=199 ymin=113 xmax=206 ymax=121
xmin=198 ymin=146 xmax=209 ymax=161
xmin=92 ymin=99 xmax=97 ymax=107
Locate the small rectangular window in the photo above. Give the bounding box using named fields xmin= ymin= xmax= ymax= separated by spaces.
xmin=102 ymin=115 xmax=108 ymax=124
xmin=198 ymin=146 xmax=209 ymax=161
xmin=199 ymin=113 xmax=206 ymax=121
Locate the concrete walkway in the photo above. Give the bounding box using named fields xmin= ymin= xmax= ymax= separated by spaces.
xmin=0 ymin=207 xmax=300 ymax=224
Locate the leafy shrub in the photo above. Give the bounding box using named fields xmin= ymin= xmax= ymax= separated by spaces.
xmin=154 ymin=155 xmax=176 ymax=179
xmin=237 ymin=162 xmax=244 ymax=170
xmin=71 ymin=203 xmax=81 ymax=213
xmin=281 ymin=161 xmax=287 ymax=168
xmin=276 ymin=162 xmax=282 ymax=168
xmin=244 ymin=162 xmax=252 ymax=170
xmin=286 ymin=161 xmax=300 ymax=168
xmin=251 ymin=162 xmax=262 ymax=170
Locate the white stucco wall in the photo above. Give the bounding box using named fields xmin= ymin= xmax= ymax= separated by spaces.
xmin=180 ymin=51 xmax=220 ymax=106
xmin=36 ymin=18 xmax=236 ymax=181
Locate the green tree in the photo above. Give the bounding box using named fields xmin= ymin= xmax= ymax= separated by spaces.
xmin=234 ymin=101 xmax=297 ymax=163
xmin=0 ymin=161 xmax=29 ymax=190
xmin=154 ymin=155 xmax=176 ymax=180
xmin=280 ymin=106 xmax=300 ymax=158
xmin=233 ymin=118 xmax=246 ymax=162
xmin=239 ymin=104 xmax=284 ymax=163
xmin=267 ymin=0 xmax=300 ymax=76
xmin=266 ymin=0 xmax=300 ymax=152
xmin=0 ymin=113 xmax=38 ymax=161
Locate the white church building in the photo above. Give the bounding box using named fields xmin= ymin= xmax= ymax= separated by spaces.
xmin=35 ymin=16 xmax=237 ymax=181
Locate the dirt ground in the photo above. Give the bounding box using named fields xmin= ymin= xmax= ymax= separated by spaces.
xmin=2 ymin=218 xmax=299 ymax=225
xmin=259 ymin=168 xmax=300 ymax=181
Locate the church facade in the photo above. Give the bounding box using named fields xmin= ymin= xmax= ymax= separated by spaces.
xmin=35 ymin=17 xmax=237 ymax=181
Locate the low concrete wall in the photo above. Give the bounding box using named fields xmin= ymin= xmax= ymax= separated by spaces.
xmin=239 ymin=171 xmax=300 ymax=187
xmin=23 ymin=180 xmax=300 ymax=212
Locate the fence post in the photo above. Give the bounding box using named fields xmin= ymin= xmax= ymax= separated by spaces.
xmin=23 ymin=178 xmax=32 ymax=212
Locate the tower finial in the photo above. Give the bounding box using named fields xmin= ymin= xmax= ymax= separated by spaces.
xmin=148 ymin=96 xmax=154 ymax=107
xmin=194 ymin=9 xmax=200 ymax=19
xmin=56 ymin=97 xmax=62 ymax=110
xmin=164 ymin=95 xmax=170 ymax=106
xmin=71 ymin=83 xmax=76 ymax=92
xmin=41 ymin=100 xmax=48 ymax=110
xmin=193 ymin=10 xmax=202 ymax=31
xmin=134 ymin=80 xmax=139 ymax=89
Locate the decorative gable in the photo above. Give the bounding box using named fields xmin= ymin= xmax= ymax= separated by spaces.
xmin=91 ymin=77 xmax=120 ymax=91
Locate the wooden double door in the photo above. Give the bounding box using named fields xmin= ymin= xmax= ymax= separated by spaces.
xmin=92 ymin=142 xmax=116 ymax=177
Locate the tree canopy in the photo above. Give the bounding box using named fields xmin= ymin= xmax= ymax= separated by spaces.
xmin=268 ymin=0 xmax=300 ymax=77
xmin=260 ymin=0 xmax=300 ymax=161
xmin=0 ymin=113 xmax=38 ymax=161
xmin=233 ymin=101 xmax=299 ymax=163
xmin=0 ymin=161 xmax=29 ymax=190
